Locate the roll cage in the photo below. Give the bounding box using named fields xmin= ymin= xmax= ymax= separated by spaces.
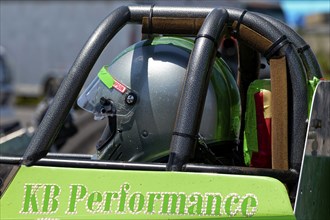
xmin=0 ymin=5 xmax=323 ymax=201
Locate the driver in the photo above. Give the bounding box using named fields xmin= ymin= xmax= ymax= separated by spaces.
xmin=78 ymin=36 xmax=241 ymax=163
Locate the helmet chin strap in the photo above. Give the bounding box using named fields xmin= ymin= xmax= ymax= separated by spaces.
xmin=96 ymin=115 xmax=117 ymax=151
xmin=94 ymin=114 xmax=125 ymax=160
xmin=95 ymin=112 xmax=136 ymax=161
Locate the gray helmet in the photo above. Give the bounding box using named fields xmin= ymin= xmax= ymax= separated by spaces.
xmin=78 ymin=37 xmax=240 ymax=162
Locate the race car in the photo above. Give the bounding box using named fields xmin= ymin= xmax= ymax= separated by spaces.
xmin=0 ymin=5 xmax=329 ymax=220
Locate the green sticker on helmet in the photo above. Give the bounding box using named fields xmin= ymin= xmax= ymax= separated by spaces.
xmin=98 ymin=65 xmax=115 ymax=89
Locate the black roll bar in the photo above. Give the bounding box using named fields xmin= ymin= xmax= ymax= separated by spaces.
xmin=2 ymin=155 xmax=299 ymax=186
xmin=167 ymin=8 xmax=229 ymax=171
xmin=258 ymin=13 xmax=322 ymax=79
xmin=23 ymin=6 xmax=131 ymax=165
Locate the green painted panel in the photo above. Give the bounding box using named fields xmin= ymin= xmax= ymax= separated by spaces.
xmin=294 ymin=81 xmax=330 ymax=219
xmin=1 ymin=166 xmax=295 ymax=220
xmin=295 ymin=156 xmax=330 ymax=219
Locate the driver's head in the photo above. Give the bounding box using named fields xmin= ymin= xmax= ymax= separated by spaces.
xmin=78 ymin=37 xmax=240 ymax=162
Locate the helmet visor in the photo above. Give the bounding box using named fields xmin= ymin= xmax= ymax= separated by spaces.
xmin=77 ymin=66 xmax=136 ymax=120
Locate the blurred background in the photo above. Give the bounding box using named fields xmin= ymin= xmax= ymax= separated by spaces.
xmin=0 ymin=0 xmax=329 ymax=155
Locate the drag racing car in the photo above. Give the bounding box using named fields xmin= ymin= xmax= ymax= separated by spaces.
xmin=0 ymin=5 xmax=329 ymax=220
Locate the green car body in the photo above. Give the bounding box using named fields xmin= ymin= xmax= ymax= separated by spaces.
xmin=1 ymin=166 xmax=295 ymax=220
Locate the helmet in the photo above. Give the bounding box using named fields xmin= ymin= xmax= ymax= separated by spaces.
xmin=78 ymin=36 xmax=240 ymax=162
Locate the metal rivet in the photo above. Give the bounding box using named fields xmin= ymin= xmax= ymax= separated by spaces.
xmin=142 ymin=130 xmax=148 ymax=138
xmin=125 ymin=93 xmax=136 ymax=105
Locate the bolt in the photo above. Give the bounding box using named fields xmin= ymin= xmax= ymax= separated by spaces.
xmin=125 ymin=93 xmax=137 ymax=105
xmin=141 ymin=130 xmax=148 ymax=138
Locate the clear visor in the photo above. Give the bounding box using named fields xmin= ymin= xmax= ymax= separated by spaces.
xmin=77 ymin=66 xmax=136 ymax=120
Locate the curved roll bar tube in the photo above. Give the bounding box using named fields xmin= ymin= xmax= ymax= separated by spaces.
xmin=258 ymin=13 xmax=322 ymax=79
xmin=23 ymin=6 xmax=320 ymax=173
xmin=167 ymin=8 xmax=229 ymax=171
xmin=23 ymin=6 xmax=132 ymax=165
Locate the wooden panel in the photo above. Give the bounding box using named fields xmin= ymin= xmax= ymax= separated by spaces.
xmin=270 ymin=56 xmax=288 ymax=170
